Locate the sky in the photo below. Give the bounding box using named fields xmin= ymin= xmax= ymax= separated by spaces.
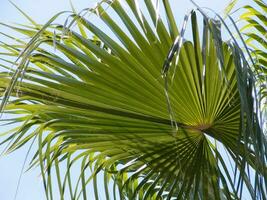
xmin=0 ymin=0 xmax=250 ymax=200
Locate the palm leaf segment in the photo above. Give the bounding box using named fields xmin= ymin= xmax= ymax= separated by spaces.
xmin=0 ymin=0 xmax=266 ymax=199
xmin=240 ymin=0 xmax=267 ymax=113
xmin=225 ymin=0 xmax=267 ymax=113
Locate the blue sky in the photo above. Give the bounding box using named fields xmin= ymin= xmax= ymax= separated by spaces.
xmin=0 ymin=0 xmax=250 ymax=199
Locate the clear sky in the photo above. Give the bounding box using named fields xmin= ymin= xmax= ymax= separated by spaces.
xmin=0 ymin=0 xmax=250 ymax=200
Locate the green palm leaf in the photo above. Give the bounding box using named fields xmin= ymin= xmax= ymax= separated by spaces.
xmin=225 ymin=0 xmax=267 ymax=112
xmin=0 ymin=0 xmax=266 ymax=199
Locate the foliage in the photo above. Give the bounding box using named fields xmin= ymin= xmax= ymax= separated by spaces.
xmin=225 ymin=0 xmax=267 ymax=113
xmin=0 ymin=0 xmax=266 ymax=199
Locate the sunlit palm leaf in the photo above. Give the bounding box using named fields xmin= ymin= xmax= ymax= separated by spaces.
xmin=225 ymin=0 xmax=267 ymax=111
xmin=0 ymin=0 xmax=266 ymax=199
xmin=240 ymin=0 xmax=267 ymax=116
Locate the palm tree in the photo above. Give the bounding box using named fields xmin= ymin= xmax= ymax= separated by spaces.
xmin=0 ymin=0 xmax=266 ymax=199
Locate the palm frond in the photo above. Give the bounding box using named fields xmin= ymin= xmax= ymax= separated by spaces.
xmin=0 ymin=0 xmax=266 ymax=199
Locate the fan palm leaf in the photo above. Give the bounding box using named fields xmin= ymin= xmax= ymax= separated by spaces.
xmin=0 ymin=0 xmax=266 ymax=199
xmin=225 ymin=0 xmax=267 ymax=112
